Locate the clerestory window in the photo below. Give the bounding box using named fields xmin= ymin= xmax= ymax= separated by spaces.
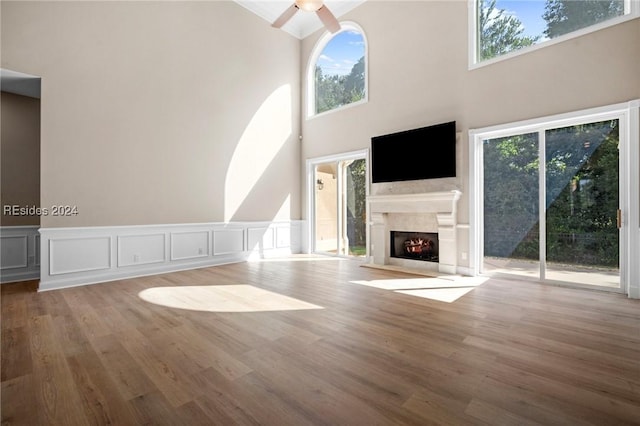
xmin=307 ymin=22 xmax=368 ymax=117
xmin=472 ymin=0 xmax=639 ymax=66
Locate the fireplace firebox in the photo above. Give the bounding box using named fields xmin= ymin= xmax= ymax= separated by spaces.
xmin=390 ymin=231 xmax=439 ymax=262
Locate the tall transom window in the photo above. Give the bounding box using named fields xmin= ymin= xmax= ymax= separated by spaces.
xmin=472 ymin=0 xmax=639 ymax=66
xmin=307 ymin=22 xmax=368 ymax=117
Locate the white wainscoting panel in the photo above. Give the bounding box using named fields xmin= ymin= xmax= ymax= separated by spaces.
xmin=213 ymin=228 xmax=245 ymax=255
xmin=248 ymin=227 xmax=275 ymax=251
xmin=276 ymin=226 xmax=291 ymax=249
xmin=38 ymin=221 xmax=302 ymax=291
xmin=1 ymin=235 xmax=28 ymax=269
xmin=0 ymin=226 xmax=40 ymax=283
xmin=171 ymin=231 xmax=210 ymax=261
xmin=49 ymin=236 xmax=111 ymax=275
xmin=118 ymin=234 xmax=166 ymax=267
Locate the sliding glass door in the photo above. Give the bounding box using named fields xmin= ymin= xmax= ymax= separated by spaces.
xmin=311 ymin=153 xmax=367 ymax=257
xmin=482 ymin=118 xmax=621 ymax=289
xmin=483 ymin=132 xmax=541 ymax=280
xmin=544 ymin=120 xmax=620 ymax=287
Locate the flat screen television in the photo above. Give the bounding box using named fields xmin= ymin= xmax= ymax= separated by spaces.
xmin=371 ymin=121 xmax=456 ymax=183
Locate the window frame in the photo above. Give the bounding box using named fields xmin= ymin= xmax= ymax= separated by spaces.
xmin=306 ymin=21 xmax=369 ymax=119
xmin=468 ymin=0 xmax=640 ymax=69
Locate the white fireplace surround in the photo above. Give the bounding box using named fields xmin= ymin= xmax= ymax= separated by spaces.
xmin=367 ymin=190 xmax=462 ymax=274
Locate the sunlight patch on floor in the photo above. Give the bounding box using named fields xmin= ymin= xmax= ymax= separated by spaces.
xmin=349 ymin=276 xmax=488 ymax=303
xmin=396 ymin=287 xmax=477 ymax=303
xmin=249 ymin=254 xmax=349 ymax=262
xmin=139 ymin=284 xmax=324 ymax=313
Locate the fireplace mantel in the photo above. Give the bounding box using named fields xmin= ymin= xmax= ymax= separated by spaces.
xmin=368 ymin=190 xmax=461 ymax=215
xmin=367 ymin=190 xmax=461 ymax=274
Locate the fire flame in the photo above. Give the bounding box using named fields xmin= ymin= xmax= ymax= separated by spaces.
xmin=404 ymin=237 xmax=433 ymax=254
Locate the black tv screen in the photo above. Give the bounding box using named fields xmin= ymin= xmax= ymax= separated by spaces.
xmin=371 ymin=121 xmax=456 ymax=183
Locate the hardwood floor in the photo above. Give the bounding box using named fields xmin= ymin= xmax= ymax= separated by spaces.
xmin=2 ymin=256 xmax=639 ymax=425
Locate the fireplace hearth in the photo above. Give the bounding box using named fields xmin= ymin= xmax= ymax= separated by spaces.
xmin=390 ymin=231 xmax=439 ymax=262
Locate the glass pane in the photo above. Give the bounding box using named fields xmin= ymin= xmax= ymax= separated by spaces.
xmin=483 ymin=132 xmax=540 ymax=278
xmin=478 ymin=0 xmax=626 ymax=62
xmin=344 ymin=159 xmax=367 ymax=257
xmin=542 ymin=0 xmax=625 ymax=38
xmin=314 ymin=163 xmax=338 ymax=254
xmin=315 ymin=31 xmax=365 ymax=114
xmin=545 ymin=120 xmax=619 ymax=287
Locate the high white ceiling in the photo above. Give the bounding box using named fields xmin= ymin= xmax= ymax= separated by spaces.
xmin=234 ymin=1 xmax=366 ymax=39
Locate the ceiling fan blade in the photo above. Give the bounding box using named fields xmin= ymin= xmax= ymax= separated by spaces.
xmin=272 ymin=3 xmax=299 ymax=29
xmin=316 ymin=5 xmax=341 ymax=33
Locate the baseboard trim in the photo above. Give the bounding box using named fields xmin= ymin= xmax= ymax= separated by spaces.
xmin=38 ymin=253 xmax=248 ymax=292
xmin=1 ymin=270 xmax=40 ymax=284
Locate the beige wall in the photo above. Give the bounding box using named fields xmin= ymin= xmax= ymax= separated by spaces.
xmin=2 ymin=1 xmax=637 ymax=234
xmin=301 ymin=1 xmax=639 ymax=264
xmin=1 ymin=1 xmax=301 ymax=227
xmin=1 ymin=92 xmax=41 ymax=226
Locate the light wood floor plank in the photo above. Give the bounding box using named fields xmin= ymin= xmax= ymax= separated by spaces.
xmin=1 ymin=326 xmax=32 ymax=381
xmin=89 ymin=334 xmax=157 ymax=401
xmin=2 ymin=257 xmax=639 ymax=424
xmin=1 ymin=375 xmax=39 ymax=426
xmin=28 ymin=314 xmax=91 ymax=425
xmin=65 ymin=351 xmax=139 ymax=424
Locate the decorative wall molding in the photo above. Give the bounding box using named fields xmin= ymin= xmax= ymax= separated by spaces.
xmin=0 ymin=226 xmax=40 ymax=283
xmin=171 ymin=230 xmax=210 ymax=261
xmin=2 ymin=236 xmax=28 ymax=269
xmin=117 ymin=233 xmax=166 ymax=267
xmin=39 ymin=221 xmax=302 ymax=291
xmin=213 ymin=228 xmax=245 ymax=255
xmin=248 ymin=227 xmax=275 ymax=251
xmin=49 ymin=236 xmax=111 ymax=275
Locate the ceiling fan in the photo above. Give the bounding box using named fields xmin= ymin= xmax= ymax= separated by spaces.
xmin=272 ymin=0 xmax=341 ymax=33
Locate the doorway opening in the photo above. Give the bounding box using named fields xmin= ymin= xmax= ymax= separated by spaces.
xmin=0 ymin=69 xmax=42 ymax=284
xmin=307 ymin=150 xmax=368 ymax=258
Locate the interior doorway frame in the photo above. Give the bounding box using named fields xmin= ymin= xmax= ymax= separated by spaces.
xmin=305 ymin=149 xmax=370 ymax=258
xmin=469 ymin=100 xmax=640 ymax=297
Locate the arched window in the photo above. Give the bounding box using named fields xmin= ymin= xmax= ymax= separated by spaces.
xmin=307 ymin=22 xmax=367 ymax=117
